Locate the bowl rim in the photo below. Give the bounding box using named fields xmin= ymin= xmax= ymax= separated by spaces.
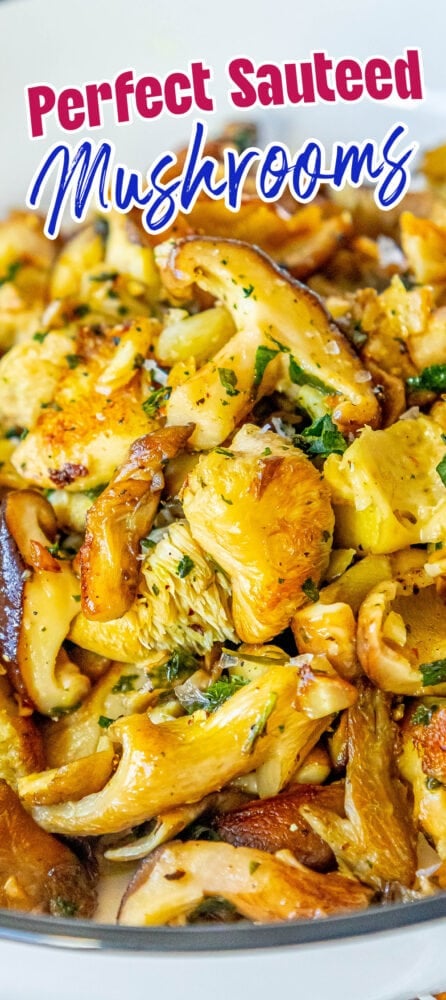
xmin=0 ymin=892 xmax=445 ymax=952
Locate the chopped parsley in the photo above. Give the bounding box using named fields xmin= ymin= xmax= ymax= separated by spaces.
xmin=73 ymin=303 xmax=90 ymax=319
xmin=215 ymin=448 xmax=234 ymax=457
xmin=0 ymin=260 xmax=22 ymax=287
xmin=142 ymin=386 xmax=172 ymax=417
xmin=183 ymin=675 xmax=249 ymax=714
xmin=294 ymin=414 xmax=347 ymax=458
xmin=407 ymin=365 xmax=446 ymax=394
xmin=98 ymin=715 xmax=114 ymax=728
xmin=151 ymin=649 xmax=199 ymax=686
xmin=302 ymin=578 xmax=320 ymax=603
xmin=84 ymin=483 xmax=107 ymax=500
xmin=187 ymin=897 xmax=238 ymax=923
xmin=249 ymin=861 xmax=260 ymax=875
xmin=254 ymin=345 xmax=279 ymax=387
xmin=51 ymin=897 xmax=78 ymax=918
xmin=243 ymin=693 xmax=277 ymax=753
xmin=242 ymin=283 xmax=255 ymax=298
xmin=288 ymin=355 xmax=334 ymax=395
xmin=419 ymin=659 xmax=446 ymax=687
xmin=33 ymin=331 xmax=48 ymax=343
xmin=220 ymin=494 xmax=233 ymax=505
xmin=411 ymin=704 xmax=438 ymax=726
xmin=426 ymin=776 xmax=443 ymax=791
xmin=218 ymin=367 xmax=240 ymax=397
xmin=437 ymin=455 xmax=446 ymax=487
xmin=89 ymin=271 xmax=119 ymax=282
xmin=176 ymin=554 xmax=195 ymax=578
xmin=65 ymin=353 xmax=83 ymax=369
xmin=111 ymin=674 xmax=139 ymax=694
xmin=50 ymin=702 xmax=82 ymax=720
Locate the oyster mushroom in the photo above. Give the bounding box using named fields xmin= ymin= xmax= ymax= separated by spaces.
xmin=357 ymin=568 xmax=446 ymax=696
xmin=79 ymin=424 xmax=194 ymax=621
xmin=301 ymin=684 xmax=417 ymax=889
xmin=0 ymin=490 xmax=89 ymax=715
xmin=181 ymin=424 xmax=334 ymax=644
xmin=28 ymin=662 xmax=356 ymax=836
xmin=117 ymin=840 xmax=371 ymax=925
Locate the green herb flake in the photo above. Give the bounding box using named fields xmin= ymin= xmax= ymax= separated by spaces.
xmin=65 ymin=354 xmax=83 ymax=370
xmin=249 ymin=861 xmax=260 ymax=875
xmin=242 ymin=284 xmax=255 ymax=298
xmin=254 ymin=345 xmax=279 ymax=388
xmin=302 ymin=578 xmax=320 ymax=603
xmin=84 ymin=484 xmax=107 ymax=501
xmin=33 ymin=331 xmax=48 ymax=343
xmin=73 ymin=303 xmax=90 ymax=319
xmin=218 ymin=367 xmax=240 ymax=397
xmin=0 ymin=261 xmax=22 ymax=287
xmin=288 ymin=356 xmax=334 ymax=395
xmin=220 ymin=494 xmax=233 ymax=505
xmin=50 ymin=702 xmax=82 ymax=720
xmin=176 ymin=555 xmax=195 ymax=578
xmin=72 ymin=595 xmax=81 ymax=602
xmin=261 ymin=447 xmax=272 ymax=457
xmin=243 ymin=692 xmax=277 ymax=753
xmin=411 ymin=704 xmax=438 ymax=726
xmin=98 ymin=715 xmax=114 ymax=728
xmin=419 ymin=659 xmax=446 ymax=687
xmin=437 ymin=455 xmax=446 ymax=487
xmin=141 ymin=536 xmax=156 ymax=551
xmin=187 ymin=896 xmax=238 ymax=924
xmin=142 ymin=386 xmax=172 ymax=417
xmin=89 ymin=271 xmax=119 ymax=282
xmin=19 ymin=428 xmax=29 ymax=441
xmin=426 ymin=776 xmax=443 ymax=791
xmin=407 ymin=364 xmax=446 ymax=394
xmin=152 ymin=583 xmax=160 ymax=596
xmin=184 ymin=675 xmax=249 ymax=714
xmin=111 ymin=674 xmax=139 ymax=694
xmin=151 ymin=649 xmax=199 ymax=687
xmin=295 ymin=414 xmax=347 ymax=458
xmin=215 ymin=448 xmax=234 ymax=457
xmin=52 ymin=897 xmax=78 ymax=918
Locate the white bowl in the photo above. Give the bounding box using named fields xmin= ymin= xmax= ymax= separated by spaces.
xmin=1 ymin=0 xmax=446 ymax=996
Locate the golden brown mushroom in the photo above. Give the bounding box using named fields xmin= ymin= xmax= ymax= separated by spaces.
xmin=0 ymin=490 xmax=89 ymax=715
xmin=117 ymin=840 xmax=371 ymax=925
xmin=182 ymin=424 xmax=334 ymax=644
xmin=214 ymin=782 xmax=345 ymax=872
xmin=29 ymin=662 xmax=356 ymax=836
xmin=156 ymin=237 xmax=380 ymax=449
xmin=0 ymin=780 xmax=96 ymax=916
xmin=79 ymin=424 xmax=194 ymax=621
xmin=301 ymin=684 xmax=417 ymax=889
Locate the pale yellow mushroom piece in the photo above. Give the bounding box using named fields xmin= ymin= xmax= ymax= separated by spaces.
xmin=0 ymin=675 xmax=45 ymax=790
xmin=182 ymin=424 xmax=334 ymax=644
xmin=118 ymin=841 xmax=371 ymax=925
xmin=29 ymin=662 xmax=356 ymax=837
xmin=324 ymin=415 xmax=446 ymax=553
xmin=156 ymin=237 xmax=379 ymax=449
xmin=0 ymin=490 xmax=89 ymax=715
xmin=357 ymin=568 xmax=446 ymax=696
